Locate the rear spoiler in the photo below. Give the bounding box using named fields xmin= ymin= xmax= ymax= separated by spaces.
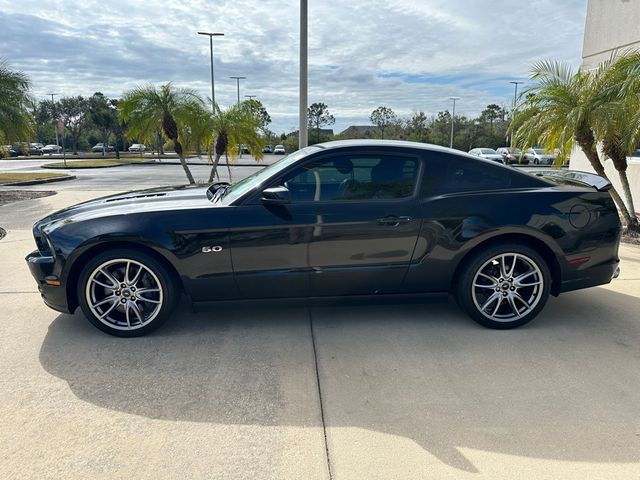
xmin=527 ymin=169 xmax=612 ymax=192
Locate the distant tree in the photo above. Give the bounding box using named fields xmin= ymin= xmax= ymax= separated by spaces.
xmin=59 ymin=96 xmax=89 ymax=154
xmin=120 ymin=84 xmax=207 ymax=185
xmin=370 ymin=106 xmax=396 ymax=139
xmin=89 ymin=93 xmax=118 ymax=156
xmin=307 ymin=102 xmax=335 ymax=144
xmin=406 ymin=111 xmax=429 ymax=142
xmin=242 ymin=99 xmax=272 ymax=134
xmin=0 ymin=58 xmax=33 ymax=143
xmin=480 ymin=104 xmax=503 ymax=134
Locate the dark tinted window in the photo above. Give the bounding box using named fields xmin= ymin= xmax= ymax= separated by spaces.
xmin=282 ymin=155 xmax=419 ymax=202
xmin=443 ymin=159 xmax=512 ymax=192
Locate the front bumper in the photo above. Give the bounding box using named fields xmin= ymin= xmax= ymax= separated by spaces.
xmin=26 ymin=250 xmax=72 ymax=314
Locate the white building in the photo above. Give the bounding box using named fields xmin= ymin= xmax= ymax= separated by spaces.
xmin=569 ymin=0 xmax=640 ymax=216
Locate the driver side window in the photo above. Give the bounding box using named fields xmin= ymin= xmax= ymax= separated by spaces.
xmin=281 ymin=155 xmax=418 ymax=202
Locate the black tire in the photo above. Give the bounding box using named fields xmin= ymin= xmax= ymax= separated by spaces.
xmin=455 ymin=243 xmax=551 ymax=329
xmin=77 ymin=248 xmax=179 ymax=337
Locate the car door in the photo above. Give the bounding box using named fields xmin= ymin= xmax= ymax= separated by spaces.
xmin=228 ymin=201 xmax=315 ymax=299
xmin=280 ymin=152 xmax=424 ymax=296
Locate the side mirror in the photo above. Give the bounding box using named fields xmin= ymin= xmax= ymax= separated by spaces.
xmin=261 ymin=186 xmax=291 ymax=205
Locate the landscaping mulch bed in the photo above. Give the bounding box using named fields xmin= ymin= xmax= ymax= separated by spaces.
xmin=622 ymin=228 xmax=640 ymax=246
xmin=0 ymin=190 xmax=56 ymax=207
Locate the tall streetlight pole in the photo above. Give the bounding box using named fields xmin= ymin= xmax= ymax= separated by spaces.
xmin=509 ymin=81 xmax=523 ymax=147
xmin=229 ymin=76 xmax=246 ymax=106
xmin=197 ymin=31 xmax=224 ymax=113
xmin=230 ymin=76 xmax=246 ymax=157
xmin=47 ymin=93 xmax=59 ymax=146
xmin=299 ymin=0 xmax=308 ymax=149
xmin=449 ymin=96 xmax=460 ymax=149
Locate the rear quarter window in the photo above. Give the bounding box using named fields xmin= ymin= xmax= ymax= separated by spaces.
xmin=443 ymin=159 xmax=512 ymax=192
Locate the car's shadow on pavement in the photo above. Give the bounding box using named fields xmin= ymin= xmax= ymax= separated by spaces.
xmin=39 ymin=289 xmax=640 ymax=472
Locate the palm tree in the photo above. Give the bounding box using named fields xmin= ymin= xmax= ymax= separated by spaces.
xmin=119 ymin=84 xmax=208 ymax=185
xmin=511 ymin=60 xmax=635 ymax=226
xmin=0 ymin=58 xmax=33 ymax=143
xmin=589 ymin=52 xmax=640 ymax=224
xmin=207 ymin=104 xmax=264 ymax=183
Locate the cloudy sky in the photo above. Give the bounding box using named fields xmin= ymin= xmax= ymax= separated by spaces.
xmin=0 ymin=0 xmax=587 ymax=134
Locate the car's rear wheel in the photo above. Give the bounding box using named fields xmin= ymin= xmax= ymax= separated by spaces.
xmin=455 ymin=244 xmax=551 ymax=329
xmin=77 ymin=249 xmax=178 ymax=336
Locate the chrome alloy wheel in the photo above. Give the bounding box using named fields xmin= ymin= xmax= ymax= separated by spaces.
xmin=85 ymin=258 xmax=164 ymax=330
xmin=471 ymin=253 xmax=544 ymax=322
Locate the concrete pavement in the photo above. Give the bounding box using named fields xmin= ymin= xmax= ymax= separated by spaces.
xmin=1 ymin=190 xmax=639 ymax=479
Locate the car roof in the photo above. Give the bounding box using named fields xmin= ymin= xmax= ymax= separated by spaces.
xmin=313 ymin=139 xmax=499 ymax=162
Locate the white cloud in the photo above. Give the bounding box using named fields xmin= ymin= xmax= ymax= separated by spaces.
xmin=0 ymin=0 xmax=587 ymax=133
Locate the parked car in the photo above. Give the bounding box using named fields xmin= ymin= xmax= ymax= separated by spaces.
xmin=524 ymin=148 xmax=555 ymax=165
xmin=262 ymin=145 xmax=273 ymax=154
xmin=273 ymin=144 xmax=286 ymax=155
xmin=239 ymin=144 xmax=251 ymax=154
xmin=92 ymin=143 xmax=114 ymax=153
xmin=27 ymin=140 xmax=622 ymax=336
xmin=30 ymin=143 xmax=44 ymax=155
xmin=468 ymin=148 xmax=504 ymax=163
xmin=41 ymin=144 xmax=62 ymax=154
xmin=496 ymin=147 xmax=527 ymax=165
xmin=128 ymin=144 xmax=146 ymax=153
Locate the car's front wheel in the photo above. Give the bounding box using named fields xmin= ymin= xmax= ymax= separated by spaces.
xmin=77 ymin=249 xmax=179 ymax=336
xmin=455 ymin=244 xmax=551 ymax=329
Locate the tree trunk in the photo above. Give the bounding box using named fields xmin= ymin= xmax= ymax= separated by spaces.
xmin=602 ymin=139 xmax=638 ymax=226
xmin=173 ymin=139 xmax=195 ymax=184
xmin=226 ymin=152 xmax=232 ymax=182
xmin=208 ymin=133 xmax=228 ymax=183
xmin=208 ymin=153 xmax=221 ymax=183
xmin=576 ymin=136 xmax=634 ymax=226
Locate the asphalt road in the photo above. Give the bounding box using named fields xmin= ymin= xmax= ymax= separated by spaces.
xmin=1 ymin=190 xmax=640 ymax=479
xmin=0 ymin=154 xmax=280 ymax=191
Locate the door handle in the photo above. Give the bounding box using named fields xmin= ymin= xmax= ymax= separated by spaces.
xmin=377 ymin=215 xmax=413 ymax=227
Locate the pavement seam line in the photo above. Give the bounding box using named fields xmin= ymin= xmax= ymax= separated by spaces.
xmin=308 ymin=307 xmax=334 ymax=480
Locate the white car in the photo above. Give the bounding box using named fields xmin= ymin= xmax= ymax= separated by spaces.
xmin=524 ymin=148 xmax=555 ymax=165
xmin=273 ymin=144 xmax=286 ymax=155
xmin=468 ymin=148 xmax=504 ymax=163
xmin=128 ymin=144 xmax=146 ymax=152
xmin=41 ymin=144 xmax=63 ymax=154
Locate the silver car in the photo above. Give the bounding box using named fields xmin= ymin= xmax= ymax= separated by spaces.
xmin=524 ymin=148 xmax=555 ymax=165
xmin=468 ymin=148 xmax=504 ymax=163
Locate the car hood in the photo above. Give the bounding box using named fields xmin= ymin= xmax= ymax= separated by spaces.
xmin=36 ymin=185 xmax=213 ymax=232
xmin=482 ymin=154 xmax=503 ymax=161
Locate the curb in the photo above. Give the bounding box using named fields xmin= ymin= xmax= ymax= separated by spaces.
xmin=42 ymin=161 xmax=156 ymax=170
xmin=5 ymin=175 xmax=77 ymax=186
xmin=135 ymin=161 xmax=267 ymax=167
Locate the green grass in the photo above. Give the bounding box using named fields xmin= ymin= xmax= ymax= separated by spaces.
xmin=43 ymin=158 xmax=154 ymax=169
xmin=0 ymin=172 xmax=69 ymax=185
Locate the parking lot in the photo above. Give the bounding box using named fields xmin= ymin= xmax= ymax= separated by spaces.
xmin=1 ymin=172 xmax=640 ymax=479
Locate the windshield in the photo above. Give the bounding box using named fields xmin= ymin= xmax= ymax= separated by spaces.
xmin=533 ymin=149 xmax=545 ymax=154
xmin=480 ymin=149 xmax=497 ymax=154
xmin=220 ymin=146 xmax=322 ymax=203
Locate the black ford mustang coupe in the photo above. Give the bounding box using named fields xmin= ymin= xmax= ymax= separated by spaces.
xmin=27 ymin=140 xmax=621 ymax=336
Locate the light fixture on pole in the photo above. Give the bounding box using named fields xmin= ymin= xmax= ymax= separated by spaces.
xmin=509 ymin=81 xmax=523 ymax=147
xmin=47 ymin=93 xmax=59 ymax=147
xmin=229 ymin=76 xmax=246 ymax=106
xmin=299 ymin=0 xmax=308 ymax=149
xmin=197 ymin=31 xmax=224 ymax=113
xmin=449 ymin=96 xmax=460 ymax=149
xmin=245 ymin=95 xmax=257 ymax=101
